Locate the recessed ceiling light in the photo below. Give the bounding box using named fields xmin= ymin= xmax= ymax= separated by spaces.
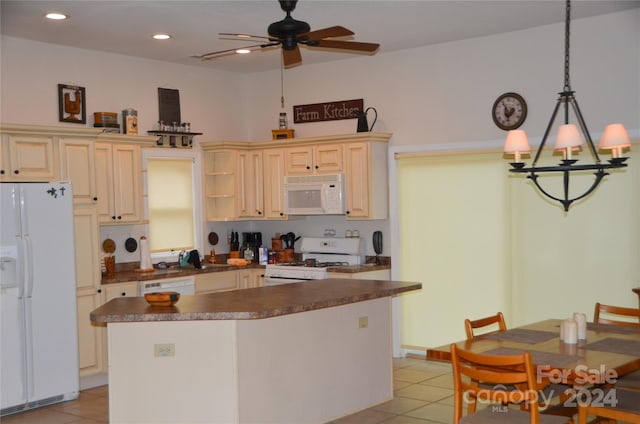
xmin=45 ymin=12 xmax=68 ymax=20
xmin=153 ymin=34 xmax=172 ymax=40
xmin=236 ymin=49 xmax=251 ymax=54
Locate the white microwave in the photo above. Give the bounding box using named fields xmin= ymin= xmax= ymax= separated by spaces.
xmin=284 ymin=174 xmax=346 ymax=215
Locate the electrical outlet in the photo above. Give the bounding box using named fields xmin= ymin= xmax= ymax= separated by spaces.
xmin=358 ymin=316 xmax=368 ymax=329
xmin=154 ymin=343 xmax=175 ymax=357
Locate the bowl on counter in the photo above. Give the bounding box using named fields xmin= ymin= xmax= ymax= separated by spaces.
xmin=144 ymin=291 xmax=180 ymax=307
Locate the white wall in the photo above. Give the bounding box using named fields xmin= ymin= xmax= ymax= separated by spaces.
xmin=243 ymin=10 xmax=640 ymax=146
xmin=0 ymin=37 xmax=246 ymax=141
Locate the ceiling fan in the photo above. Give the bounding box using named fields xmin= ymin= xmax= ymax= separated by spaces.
xmin=192 ymin=0 xmax=380 ymax=68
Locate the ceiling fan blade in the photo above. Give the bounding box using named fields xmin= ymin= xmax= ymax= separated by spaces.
xmin=193 ymin=42 xmax=280 ymax=60
xmin=283 ymin=46 xmax=302 ymax=67
xmin=219 ymin=32 xmax=275 ymax=42
xmin=304 ymin=26 xmax=354 ymax=41
xmin=312 ymin=39 xmax=380 ymax=53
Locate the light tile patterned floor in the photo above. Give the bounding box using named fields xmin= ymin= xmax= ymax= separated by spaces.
xmin=2 ymin=357 xmax=454 ymax=424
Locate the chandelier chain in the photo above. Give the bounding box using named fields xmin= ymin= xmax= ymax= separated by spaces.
xmin=563 ymin=0 xmax=571 ymax=92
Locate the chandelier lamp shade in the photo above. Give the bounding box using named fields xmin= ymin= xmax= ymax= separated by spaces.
xmin=503 ymin=0 xmax=630 ymax=212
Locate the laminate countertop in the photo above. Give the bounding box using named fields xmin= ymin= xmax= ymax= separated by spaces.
xmin=101 ymin=261 xmax=391 ymax=284
xmin=90 ymin=278 xmax=420 ymax=323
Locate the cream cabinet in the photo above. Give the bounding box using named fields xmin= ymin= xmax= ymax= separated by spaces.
xmin=195 ymin=271 xmax=240 ymax=294
xmin=59 ymin=138 xmax=97 ymax=206
xmin=262 ymin=148 xmax=287 ymax=219
xmin=0 ymin=133 xmax=58 ymax=181
xmin=202 ymin=134 xmax=390 ymax=222
xmin=237 ymin=149 xmax=264 ymax=218
xmin=73 ymin=207 xmax=105 ymax=379
xmin=284 ymin=144 xmax=343 ymax=175
xmin=95 ymin=142 xmax=142 ymax=224
xmin=103 ymin=281 xmax=139 ymax=302
xmin=344 ymin=141 xmax=389 ymax=219
xmin=238 ymin=268 xmax=265 ymax=289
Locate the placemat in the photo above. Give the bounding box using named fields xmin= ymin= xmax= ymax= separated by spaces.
xmin=485 ymin=328 xmax=558 ymax=344
xmin=587 ymin=323 xmax=640 ymax=335
xmin=583 ymin=337 xmax=640 ymax=356
xmin=483 ymin=347 xmax=583 ymax=369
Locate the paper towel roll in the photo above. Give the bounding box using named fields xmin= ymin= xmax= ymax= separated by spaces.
xmin=139 ymin=236 xmax=153 ymax=271
xmin=573 ymin=312 xmax=587 ymax=340
xmin=563 ymin=319 xmax=578 ymax=344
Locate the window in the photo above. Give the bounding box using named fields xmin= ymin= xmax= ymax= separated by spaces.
xmin=143 ymin=149 xmax=202 ymax=260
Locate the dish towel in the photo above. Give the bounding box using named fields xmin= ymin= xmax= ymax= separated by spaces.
xmin=139 ymin=236 xmax=153 ymax=271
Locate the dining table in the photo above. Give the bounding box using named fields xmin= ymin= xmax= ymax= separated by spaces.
xmin=427 ymin=319 xmax=640 ymax=387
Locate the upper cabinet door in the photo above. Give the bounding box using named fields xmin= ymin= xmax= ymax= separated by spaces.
xmin=1 ymin=134 xmax=58 ymax=181
xmin=111 ymin=144 xmax=141 ymax=223
xmin=59 ymin=138 xmax=97 ymax=206
xmin=284 ymin=145 xmax=313 ymax=174
xmin=237 ymin=150 xmax=264 ymax=219
xmin=284 ymin=144 xmax=343 ymax=175
xmin=95 ymin=142 xmax=142 ymax=224
xmin=263 ymin=149 xmax=287 ymax=220
xmin=313 ymin=144 xmax=343 ymax=174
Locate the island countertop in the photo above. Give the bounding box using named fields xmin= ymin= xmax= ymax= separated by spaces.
xmin=90 ymin=278 xmax=421 ymax=323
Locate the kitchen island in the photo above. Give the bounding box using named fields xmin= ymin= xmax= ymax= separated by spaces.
xmin=90 ymin=278 xmax=421 ymax=424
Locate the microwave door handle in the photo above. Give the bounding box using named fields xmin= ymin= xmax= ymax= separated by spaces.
xmin=320 ymin=184 xmax=329 ymax=213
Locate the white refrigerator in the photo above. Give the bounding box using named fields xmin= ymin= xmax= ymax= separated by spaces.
xmin=1 ymin=182 xmax=79 ymax=416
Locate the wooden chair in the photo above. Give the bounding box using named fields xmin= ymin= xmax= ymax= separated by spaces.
xmin=465 ymin=312 xmax=507 ymax=340
xmin=593 ymin=303 xmax=640 ymax=391
xmin=593 ymin=302 xmax=640 ymax=327
xmin=451 ymin=344 xmax=571 ymax=424
xmin=577 ymin=388 xmax=640 ymax=423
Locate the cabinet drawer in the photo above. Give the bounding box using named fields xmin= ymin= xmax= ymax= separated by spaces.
xmin=195 ymin=272 xmax=239 ymax=294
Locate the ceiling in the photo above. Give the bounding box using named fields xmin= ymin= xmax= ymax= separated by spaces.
xmin=2 ymin=1 xmax=639 ymax=73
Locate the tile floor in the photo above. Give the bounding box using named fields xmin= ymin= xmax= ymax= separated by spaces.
xmin=3 ymin=357 xmax=456 ymax=424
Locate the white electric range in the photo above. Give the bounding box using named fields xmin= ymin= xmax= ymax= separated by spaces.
xmin=264 ymin=236 xmax=364 ymax=286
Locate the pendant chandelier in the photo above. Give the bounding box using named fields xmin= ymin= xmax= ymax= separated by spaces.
xmin=503 ymin=0 xmax=630 ymax=212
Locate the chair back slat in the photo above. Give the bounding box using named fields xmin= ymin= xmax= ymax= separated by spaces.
xmin=465 ymin=312 xmax=507 ymax=340
xmin=593 ymin=302 xmax=640 ymax=327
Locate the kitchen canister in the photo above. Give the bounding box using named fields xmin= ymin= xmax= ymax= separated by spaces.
xmin=122 ymin=108 xmax=138 ymax=135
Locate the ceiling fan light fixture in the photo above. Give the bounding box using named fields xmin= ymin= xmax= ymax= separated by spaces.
xmin=45 ymin=12 xmax=68 ymax=20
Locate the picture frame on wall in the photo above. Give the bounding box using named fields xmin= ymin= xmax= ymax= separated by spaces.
xmin=58 ymin=84 xmax=86 ymax=124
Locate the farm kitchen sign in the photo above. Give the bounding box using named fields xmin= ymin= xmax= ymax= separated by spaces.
xmin=293 ymin=99 xmax=363 ymax=124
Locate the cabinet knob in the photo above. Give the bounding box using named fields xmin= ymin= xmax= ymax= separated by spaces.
xmin=13 ymin=170 xmax=19 ymax=174
xmin=279 ymin=212 xmax=284 ymax=216
xmin=306 ymin=166 xmax=311 ymax=170
xmin=117 ymin=216 xmax=122 ymax=220
xmin=257 ymin=211 xmax=262 ymax=215
xmin=93 ymin=197 xmax=98 ymax=201
xmin=97 ymin=288 xmax=102 ymax=294
xmin=315 ymin=165 xmax=319 ymax=169
xmin=0 ymin=170 xmax=4 ymax=175
xmin=112 ymin=216 xmax=116 ymax=220
xmin=346 ymin=210 xmax=351 ymax=215
xmin=121 ymin=292 xmax=126 ymax=296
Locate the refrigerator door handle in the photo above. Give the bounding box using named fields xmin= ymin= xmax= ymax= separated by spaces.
xmin=24 ymin=235 xmax=34 ymax=298
xmin=24 ymin=296 xmax=35 ymax=400
xmin=16 ymin=237 xmax=27 ymax=299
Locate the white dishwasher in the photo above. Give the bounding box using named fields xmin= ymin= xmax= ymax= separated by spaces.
xmin=138 ymin=276 xmax=196 ymax=296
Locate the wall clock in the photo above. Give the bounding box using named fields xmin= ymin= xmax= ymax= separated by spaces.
xmin=492 ymin=92 xmax=527 ymax=131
